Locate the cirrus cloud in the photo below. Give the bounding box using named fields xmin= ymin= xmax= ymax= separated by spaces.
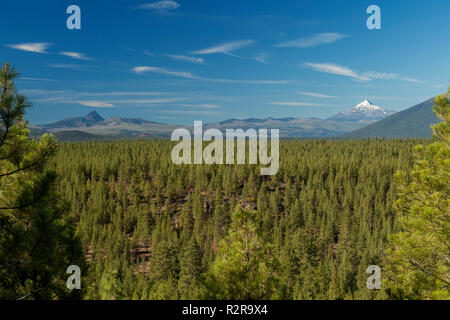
xmin=136 ymin=1 xmax=180 ymax=11
xmin=60 ymin=51 xmax=92 ymax=60
xmin=5 ymin=42 xmax=51 ymax=54
xmin=133 ymin=66 xmax=198 ymax=79
xmin=304 ymin=62 xmax=423 ymax=83
xmin=270 ymin=102 xmax=325 ymax=107
xmin=276 ymin=33 xmax=348 ymax=48
xmin=75 ymin=101 xmax=115 ymax=108
xmin=193 ymin=40 xmax=255 ymax=55
xmin=304 ymin=62 xmax=370 ymax=81
xmin=166 ymin=55 xmax=204 ymax=64
xmin=299 ymin=91 xmax=338 ymax=98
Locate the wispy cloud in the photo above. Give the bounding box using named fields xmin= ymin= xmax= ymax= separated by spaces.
xmin=180 ymin=104 xmax=221 ymax=109
xmin=34 ymin=94 xmax=183 ymax=106
xmin=132 ymin=65 xmax=290 ymax=84
xmin=299 ymin=91 xmax=338 ymax=98
xmin=5 ymin=42 xmax=51 ymax=54
xmin=401 ymin=77 xmax=423 ymax=83
xmin=22 ymin=89 xmax=69 ymax=95
xmin=361 ymin=72 xmax=398 ymax=80
xmin=269 ymin=102 xmax=325 ymax=107
xmin=22 ymin=89 xmax=168 ymax=97
xmin=156 ymin=109 xmax=222 ymax=115
xmin=304 ymin=63 xmax=422 ymax=83
xmin=166 ymin=54 xmax=204 ymax=64
xmin=193 ymin=40 xmax=255 ymax=55
xmin=304 ymin=62 xmax=369 ymax=81
xmin=107 ymin=98 xmax=183 ymax=104
xmin=276 ymin=33 xmax=347 ymax=48
xmin=78 ymin=91 xmax=171 ymax=97
xmin=133 ymin=66 xmax=198 ymax=79
xmin=135 ymin=1 xmax=180 ymax=11
xmin=209 ymin=79 xmax=290 ymax=85
xmin=364 ymin=96 xmax=407 ymax=101
xmin=362 ymin=72 xmax=422 ymax=83
xmin=23 ymin=88 xmax=187 ymax=108
xmin=48 ymin=63 xmax=87 ymax=70
xmin=75 ymin=101 xmax=115 ymax=108
xmin=18 ymin=77 xmax=56 ymax=81
xmin=253 ymin=53 xmax=269 ymax=64
xmin=60 ymin=51 xmax=92 ymax=60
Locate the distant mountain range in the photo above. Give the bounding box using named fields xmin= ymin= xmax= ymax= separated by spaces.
xmin=343 ymin=97 xmax=441 ymax=139
xmin=30 ymin=97 xmax=441 ymax=141
xmin=30 ymin=111 xmax=182 ymax=141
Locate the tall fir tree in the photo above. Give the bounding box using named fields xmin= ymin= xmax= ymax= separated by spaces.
xmin=204 ymin=205 xmax=279 ymax=299
xmin=385 ymin=88 xmax=449 ymax=299
xmin=0 ymin=62 xmax=84 ymax=299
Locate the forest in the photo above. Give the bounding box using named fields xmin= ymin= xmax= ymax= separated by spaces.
xmin=51 ymin=138 xmax=419 ymax=299
xmin=1 ymin=63 xmax=448 ymax=300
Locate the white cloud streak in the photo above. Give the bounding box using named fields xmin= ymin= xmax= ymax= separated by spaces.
xmin=253 ymin=53 xmax=269 ymax=64
xmin=180 ymin=104 xmax=221 ymax=109
xmin=18 ymin=77 xmax=56 ymax=81
xmin=166 ymin=54 xmax=204 ymax=64
xmin=156 ymin=110 xmax=222 ymax=115
xmin=270 ymin=102 xmax=325 ymax=107
xmin=75 ymin=101 xmax=115 ymax=108
xmin=107 ymin=98 xmax=183 ymax=104
xmin=361 ymin=72 xmax=398 ymax=80
xmin=48 ymin=63 xmax=87 ymax=70
xmin=60 ymin=51 xmax=92 ymax=60
xmin=401 ymin=77 xmax=423 ymax=83
xmin=299 ymin=91 xmax=338 ymax=98
xmin=133 ymin=66 xmax=198 ymax=79
xmin=305 ymin=63 xmax=422 ymax=83
xmin=193 ymin=40 xmax=255 ymax=55
xmin=304 ymin=62 xmax=370 ymax=81
xmin=136 ymin=1 xmax=180 ymax=11
xmin=5 ymin=42 xmax=51 ymax=54
xmin=276 ymin=33 xmax=347 ymax=48
xmin=209 ymin=79 xmax=290 ymax=84
xmin=132 ymin=65 xmax=290 ymax=84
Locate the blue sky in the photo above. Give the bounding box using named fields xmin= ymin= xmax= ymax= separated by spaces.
xmin=1 ymin=0 xmax=449 ymax=124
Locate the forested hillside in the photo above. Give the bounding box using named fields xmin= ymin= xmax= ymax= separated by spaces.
xmin=50 ymin=139 xmax=423 ymax=299
xmin=344 ymin=98 xmax=440 ymax=139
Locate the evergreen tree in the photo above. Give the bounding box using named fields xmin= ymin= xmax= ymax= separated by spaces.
xmin=204 ymin=205 xmax=279 ymax=299
xmin=0 ymin=62 xmax=83 ymax=299
xmin=385 ymin=88 xmax=449 ymax=299
xmin=178 ymin=239 xmax=203 ymax=299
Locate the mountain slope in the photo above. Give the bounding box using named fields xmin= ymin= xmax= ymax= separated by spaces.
xmin=343 ymin=97 xmax=441 ymax=139
xmin=328 ymin=99 xmax=395 ymax=122
xmin=42 ymin=111 xmax=105 ymax=129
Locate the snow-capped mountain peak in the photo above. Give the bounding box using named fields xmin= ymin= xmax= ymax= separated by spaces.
xmin=350 ymin=99 xmax=384 ymax=113
xmin=328 ymin=99 xmax=395 ymax=122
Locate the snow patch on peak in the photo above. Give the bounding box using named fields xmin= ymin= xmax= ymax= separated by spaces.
xmin=351 ymin=99 xmax=383 ymax=112
xmin=328 ymin=99 xmax=396 ymax=122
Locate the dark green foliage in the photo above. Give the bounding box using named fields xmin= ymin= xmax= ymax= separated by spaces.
xmin=203 ymin=205 xmax=279 ymax=299
xmin=0 ymin=63 xmax=84 ymax=300
xmin=384 ymin=89 xmax=449 ymax=299
xmin=48 ymin=136 xmax=423 ymax=299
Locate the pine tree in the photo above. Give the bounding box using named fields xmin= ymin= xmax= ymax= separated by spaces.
xmin=384 ymin=88 xmax=449 ymax=299
xmin=178 ymin=239 xmax=203 ymax=299
xmin=204 ymin=205 xmax=279 ymax=299
xmin=0 ymin=63 xmax=83 ymax=299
